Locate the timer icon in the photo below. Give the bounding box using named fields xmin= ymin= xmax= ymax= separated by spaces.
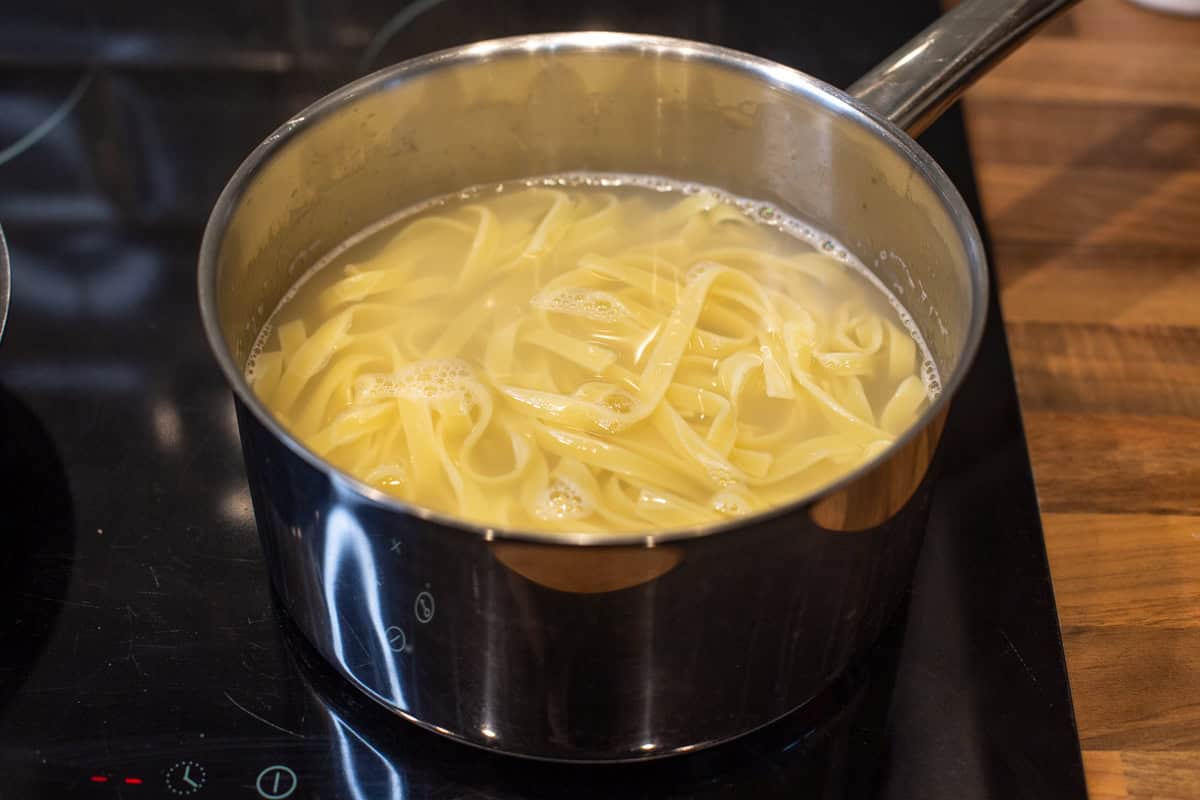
xmin=164 ymin=760 xmax=207 ymax=795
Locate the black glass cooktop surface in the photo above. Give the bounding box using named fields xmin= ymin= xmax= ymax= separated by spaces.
xmin=0 ymin=1 xmax=1087 ymax=797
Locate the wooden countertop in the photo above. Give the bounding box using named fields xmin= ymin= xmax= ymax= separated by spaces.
xmin=961 ymin=1 xmax=1200 ymax=796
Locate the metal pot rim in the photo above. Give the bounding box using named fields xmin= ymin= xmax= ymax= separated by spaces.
xmin=0 ymin=224 xmax=9 ymax=346
xmin=198 ymin=31 xmax=988 ymax=547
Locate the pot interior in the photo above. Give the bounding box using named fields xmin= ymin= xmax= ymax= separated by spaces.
xmin=202 ymin=34 xmax=986 ymax=527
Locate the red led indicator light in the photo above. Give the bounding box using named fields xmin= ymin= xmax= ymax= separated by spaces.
xmin=123 ymin=777 xmax=144 ymax=785
xmin=89 ymin=775 xmax=109 ymax=783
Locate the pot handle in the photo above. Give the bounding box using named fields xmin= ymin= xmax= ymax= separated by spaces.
xmin=848 ymin=0 xmax=1078 ymax=136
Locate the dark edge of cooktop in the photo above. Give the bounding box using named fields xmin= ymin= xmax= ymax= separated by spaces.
xmin=908 ymin=105 xmax=1088 ymax=798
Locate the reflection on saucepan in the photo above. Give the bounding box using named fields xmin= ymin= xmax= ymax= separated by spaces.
xmin=281 ymin=607 xmax=904 ymax=799
xmin=490 ymin=542 xmax=684 ymax=594
xmin=811 ymin=408 xmax=947 ymax=532
xmin=0 ymin=224 xmax=9 ymax=344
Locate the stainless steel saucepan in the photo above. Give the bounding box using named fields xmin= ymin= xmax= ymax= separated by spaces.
xmin=199 ymin=0 xmax=1075 ymax=762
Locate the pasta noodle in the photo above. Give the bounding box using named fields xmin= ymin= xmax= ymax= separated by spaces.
xmin=247 ymin=175 xmax=937 ymax=532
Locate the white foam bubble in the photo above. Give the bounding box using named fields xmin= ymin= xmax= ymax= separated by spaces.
xmin=692 ymin=453 xmax=740 ymax=488
xmin=365 ymin=463 xmax=407 ymax=490
xmin=532 ymin=476 xmax=593 ymax=521
xmin=599 ymin=391 xmax=634 ymax=414
xmin=531 ymin=287 xmax=629 ymax=323
xmin=712 ymin=489 xmax=751 ymax=516
xmin=243 ymin=321 xmax=272 ymax=383
xmin=354 ymin=358 xmax=484 ymax=411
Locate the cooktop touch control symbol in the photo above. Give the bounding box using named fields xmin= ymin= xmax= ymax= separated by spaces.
xmin=255 ymin=765 xmax=298 ymax=799
xmin=385 ymin=625 xmax=408 ymax=652
xmin=414 ymin=591 xmax=435 ymax=623
xmin=163 ymin=760 xmax=206 ymax=795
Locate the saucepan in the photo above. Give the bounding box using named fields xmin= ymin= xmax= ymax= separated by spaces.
xmin=200 ymin=0 xmax=1074 ymax=762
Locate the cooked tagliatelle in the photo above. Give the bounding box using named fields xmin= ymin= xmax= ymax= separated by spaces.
xmin=246 ymin=175 xmax=937 ymax=532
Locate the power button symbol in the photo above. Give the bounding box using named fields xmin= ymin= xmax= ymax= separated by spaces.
xmin=255 ymin=765 xmax=297 ymax=799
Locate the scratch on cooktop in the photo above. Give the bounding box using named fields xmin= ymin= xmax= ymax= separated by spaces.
xmin=224 ymin=691 xmax=307 ymax=739
xmin=999 ymin=629 xmax=1039 ymax=686
xmin=126 ymin=605 xmax=145 ymax=678
xmin=19 ymin=594 xmax=100 ymax=609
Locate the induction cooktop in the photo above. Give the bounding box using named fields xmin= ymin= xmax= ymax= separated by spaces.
xmin=0 ymin=1 xmax=1087 ymax=797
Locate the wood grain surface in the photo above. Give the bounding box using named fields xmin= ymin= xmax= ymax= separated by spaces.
xmin=961 ymin=1 xmax=1200 ymax=796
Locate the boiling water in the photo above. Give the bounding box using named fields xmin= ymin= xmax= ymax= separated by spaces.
xmin=247 ymin=173 xmax=939 ymax=533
